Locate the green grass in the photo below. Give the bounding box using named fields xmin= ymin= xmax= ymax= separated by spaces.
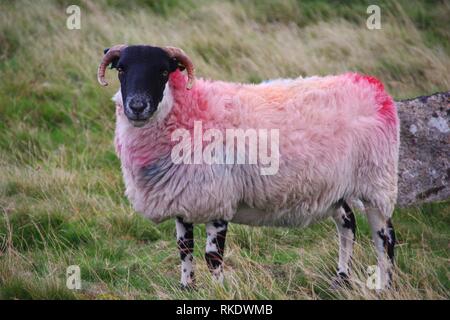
xmin=0 ymin=0 xmax=449 ymax=299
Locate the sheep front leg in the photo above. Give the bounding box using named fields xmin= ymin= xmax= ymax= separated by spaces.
xmin=205 ymin=220 xmax=228 ymax=283
xmin=331 ymin=201 xmax=356 ymax=288
xmin=175 ymin=217 xmax=195 ymax=289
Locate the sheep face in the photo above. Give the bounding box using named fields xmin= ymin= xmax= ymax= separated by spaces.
xmin=108 ymin=45 xmax=179 ymax=127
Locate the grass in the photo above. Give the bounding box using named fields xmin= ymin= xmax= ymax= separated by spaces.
xmin=0 ymin=0 xmax=449 ymax=299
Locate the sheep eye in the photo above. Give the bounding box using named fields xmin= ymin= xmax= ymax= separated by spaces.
xmin=162 ymin=70 xmax=169 ymax=77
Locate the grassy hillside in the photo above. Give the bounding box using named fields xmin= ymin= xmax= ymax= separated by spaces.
xmin=0 ymin=0 xmax=449 ymax=299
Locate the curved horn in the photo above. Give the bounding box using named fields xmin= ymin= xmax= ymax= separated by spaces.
xmin=97 ymin=44 xmax=127 ymax=86
xmin=163 ymin=46 xmax=195 ymax=90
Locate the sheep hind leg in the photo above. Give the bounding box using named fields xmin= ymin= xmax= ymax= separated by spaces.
xmin=205 ymin=219 xmax=228 ymax=284
xmin=366 ymin=207 xmax=396 ymax=290
xmin=175 ymin=217 xmax=195 ymax=289
xmin=330 ymin=201 xmax=356 ymax=289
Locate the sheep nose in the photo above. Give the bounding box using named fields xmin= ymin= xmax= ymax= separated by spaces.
xmin=130 ymin=101 xmax=146 ymax=113
xmin=128 ymin=97 xmax=150 ymax=114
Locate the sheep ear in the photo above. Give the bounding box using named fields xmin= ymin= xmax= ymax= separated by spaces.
xmin=169 ymin=57 xmax=179 ymax=72
xmin=109 ymin=58 xmax=119 ymax=69
xmin=103 ymin=48 xmax=119 ymax=69
xmin=169 ymin=57 xmax=185 ymax=72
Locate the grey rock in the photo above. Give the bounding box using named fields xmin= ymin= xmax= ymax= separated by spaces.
xmin=396 ymin=91 xmax=450 ymax=207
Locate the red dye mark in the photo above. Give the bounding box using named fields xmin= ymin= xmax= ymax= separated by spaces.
xmin=349 ymin=73 xmax=397 ymax=126
xmin=352 ymin=73 xmax=385 ymax=91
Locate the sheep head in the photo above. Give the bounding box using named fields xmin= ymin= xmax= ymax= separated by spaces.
xmin=97 ymin=45 xmax=195 ymax=127
xmin=97 ymin=44 xmax=195 ymax=89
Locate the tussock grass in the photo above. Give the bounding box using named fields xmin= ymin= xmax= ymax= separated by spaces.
xmin=0 ymin=0 xmax=449 ymax=299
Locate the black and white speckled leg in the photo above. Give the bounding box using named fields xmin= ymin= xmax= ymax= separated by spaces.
xmin=175 ymin=217 xmax=195 ymax=288
xmin=367 ymin=209 xmax=396 ymax=289
xmin=205 ymin=220 xmax=228 ymax=283
xmin=331 ymin=201 xmax=356 ymax=287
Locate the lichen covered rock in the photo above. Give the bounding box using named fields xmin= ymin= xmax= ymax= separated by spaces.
xmin=397 ymin=91 xmax=450 ymax=206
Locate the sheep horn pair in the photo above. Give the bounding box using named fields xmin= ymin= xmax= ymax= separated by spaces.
xmin=97 ymin=44 xmax=195 ymax=89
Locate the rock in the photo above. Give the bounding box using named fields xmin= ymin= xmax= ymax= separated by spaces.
xmin=396 ymin=91 xmax=450 ymax=207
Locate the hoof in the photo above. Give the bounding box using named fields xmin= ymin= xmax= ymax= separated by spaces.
xmin=180 ymin=283 xmax=196 ymax=291
xmin=329 ymin=272 xmax=352 ymax=290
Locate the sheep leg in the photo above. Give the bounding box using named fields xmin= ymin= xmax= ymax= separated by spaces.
xmin=175 ymin=217 xmax=195 ymax=289
xmin=331 ymin=201 xmax=356 ymax=288
xmin=205 ymin=220 xmax=228 ymax=283
xmin=366 ymin=209 xmax=396 ymax=290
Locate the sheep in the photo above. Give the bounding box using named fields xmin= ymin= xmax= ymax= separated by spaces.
xmin=97 ymin=44 xmax=399 ymax=290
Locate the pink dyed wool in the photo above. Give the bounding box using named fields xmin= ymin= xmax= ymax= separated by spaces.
xmin=113 ymin=70 xmax=399 ymax=226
